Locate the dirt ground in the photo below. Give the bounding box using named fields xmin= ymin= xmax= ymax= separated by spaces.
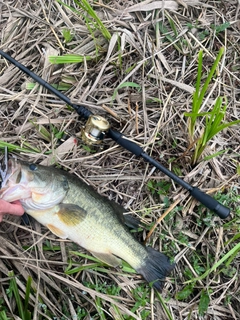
xmin=0 ymin=1 xmax=239 ymax=319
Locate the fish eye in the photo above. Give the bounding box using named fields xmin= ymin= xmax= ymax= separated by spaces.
xmin=29 ymin=163 xmax=37 ymax=171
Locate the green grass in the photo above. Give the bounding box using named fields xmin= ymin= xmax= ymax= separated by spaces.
xmin=0 ymin=124 xmax=66 ymax=154
xmin=56 ymin=0 xmax=111 ymax=41
xmin=157 ymin=13 xmax=184 ymax=54
xmin=174 ymin=187 xmax=240 ymax=317
xmin=0 ymin=141 xmax=40 ymax=153
xmin=1 ymin=272 xmax=33 ymax=320
xmin=50 ymin=0 xmax=111 ymax=64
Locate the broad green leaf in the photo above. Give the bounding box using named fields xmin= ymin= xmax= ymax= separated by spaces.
xmin=189 ymin=47 xmax=225 ymax=143
xmin=26 ymin=82 xmax=71 ymax=91
xmin=202 ymin=149 xmax=228 ymax=161
xmin=198 ymin=290 xmax=210 ymax=316
xmin=175 ymin=285 xmax=194 ymax=300
xmin=23 ymin=277 xmax=32 ymax=316
xmin=237 ymin=164 xmax=240 ymax=175
xmin=195 ymin=49 xmax=203 ymax=103
xmin=197 ymin=47 xmax=224 ymax=108
xmin=117 ymin=82 xmax=142 ymax=90
xmin=49 ymin=54 xmax=93 ymax=64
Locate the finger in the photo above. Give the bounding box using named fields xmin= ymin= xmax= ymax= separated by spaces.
xmin=8 ymin=202 xmax=25 ymax=215
xmin=0 ymin=201 xmax=25 ymax=215
xmin=10 ymin=200 xmax=22 ymax=206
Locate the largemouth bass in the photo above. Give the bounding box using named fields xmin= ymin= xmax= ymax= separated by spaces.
xmin=0 ymin=158 xmax=174 ymax=291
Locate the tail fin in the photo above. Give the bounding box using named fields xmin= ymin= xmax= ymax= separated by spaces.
xmin=136 ymin=246 xmax=175 ymax=291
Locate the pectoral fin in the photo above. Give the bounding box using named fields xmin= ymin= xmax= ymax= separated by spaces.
xmin=56 ymin=203 xmax=87 ymax=226
xmin=46 ymin=203 xmax=87 ymax=239
xmin=90 ymin=251 xmax=121 ymax=267
xmin=46 ymin=224 xmax=68 ymax=239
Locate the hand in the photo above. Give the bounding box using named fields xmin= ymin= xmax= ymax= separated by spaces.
xmin=0 ymin=200 xmax=25 ymax=222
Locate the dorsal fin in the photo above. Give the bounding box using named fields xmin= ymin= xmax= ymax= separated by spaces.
xmin=109 ymin=200 xmax=141 ymax=229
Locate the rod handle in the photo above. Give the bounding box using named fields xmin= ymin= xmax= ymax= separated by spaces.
xmin=190 ymin=187 xmax=230 ymax=219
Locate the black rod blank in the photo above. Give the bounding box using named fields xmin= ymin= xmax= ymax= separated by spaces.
xmin=0 ymin=49 xmax=230 ymax=219
xmin=0 ymin=49 xmax=92 ymax=120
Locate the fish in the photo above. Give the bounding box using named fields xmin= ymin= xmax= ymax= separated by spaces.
xmin=0 ymin=158 xmax=175 ymax=291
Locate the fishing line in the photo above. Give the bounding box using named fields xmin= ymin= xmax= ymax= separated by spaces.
xmin=0 ymin=49 xmax=230 ymax=219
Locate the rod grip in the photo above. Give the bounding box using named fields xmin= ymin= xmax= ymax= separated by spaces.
xmin=190 ymin=187 xmax=230 ymax=219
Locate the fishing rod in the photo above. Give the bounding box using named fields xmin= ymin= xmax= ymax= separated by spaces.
xmin=0 ymin=49 xmax=230 ymax=219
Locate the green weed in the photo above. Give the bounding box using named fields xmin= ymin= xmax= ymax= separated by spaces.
xmin=82 ymin=144 xmax=97 ymax=153
xmin=62 ymin=28 xmax=74 ymax=43
xmin=50 ymin=0 xmax=112 ymax=65
xmin=191 ymin=241 xmax=239 ymax=283
xmin=124 ymin=285 xmax=151 ymax=320
xmin=187 ymin=22 xmax=230 ymax=41
xmin=211 ymin=22 xmax=230 ymax=34
xmin=147 ymin=180 xmax=171 ymax=196
xmin=28 ymin=121 xmax=66 ymax=143
xmin=185 ymin=48 xmax=240 ymax=164
xmin=176 ymin=284 xmax=194 ymax=301
xmin=83 ymin=281 xmax=122 ymax=319
xmin=49 ymin=0 xmax=111 ymax=64
xmin=75 ymin=306 xmax=88 ymax=319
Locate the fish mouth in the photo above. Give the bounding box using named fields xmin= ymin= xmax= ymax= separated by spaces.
xmin=0 ymin=158 xmax=31 ymax=202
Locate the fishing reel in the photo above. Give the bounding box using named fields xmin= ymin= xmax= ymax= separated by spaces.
xmin=81 ymin=115 xmax=110 ymax=145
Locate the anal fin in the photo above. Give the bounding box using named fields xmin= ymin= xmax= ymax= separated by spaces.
xmin=90 ymin=251 xmax=121 ymax=267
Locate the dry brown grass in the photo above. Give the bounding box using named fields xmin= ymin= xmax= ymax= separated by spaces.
xmin=0 ymin=0 xmax=240 ymax=319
